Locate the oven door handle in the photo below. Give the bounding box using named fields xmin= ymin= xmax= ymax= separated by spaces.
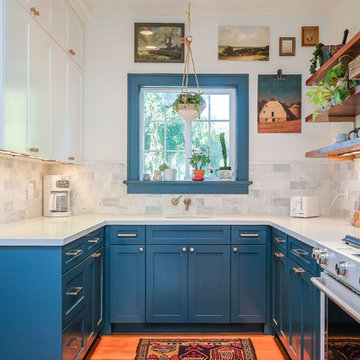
xmin=311 ymin=277 xmax=360 ymax=324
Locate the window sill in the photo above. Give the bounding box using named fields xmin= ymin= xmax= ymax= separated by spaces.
xmin=124 ymin=180 xmax=253 ymax=194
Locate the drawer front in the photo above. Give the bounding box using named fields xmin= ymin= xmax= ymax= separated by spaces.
xmin=231 ymin=226 xmax=267 ymax=245
xmin=108 ymin=226 xmax=145 ymax=245
xmin=62 ymin=308 xmax=86 ymax=360
xmin=146 ymin=226 xmax=231 ymax=245
xmin=62 ymin=256 xmax=88 ymax=328
xmin=62 ymin=237 xmax=88 ymax=273
xmin=272 ymin=228 xmax=287 ymax=253
xmin=288 ymin=236 xmax=316 ymax=274
xmin=84 ymin=228 xmax=104 ymax=254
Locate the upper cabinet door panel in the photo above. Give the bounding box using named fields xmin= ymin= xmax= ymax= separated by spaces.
xmin=69 ymin=7 xmax=84 ymax=67
xmin=26 ymin=0 xmax=51 ymax=34
xmin=50 ymin=0 xmax=69 ymax=50
xmin=3 ymin=0 xmax=29 ymax=153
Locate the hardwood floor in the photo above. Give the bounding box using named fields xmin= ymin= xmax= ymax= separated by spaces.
xmin=86 ymin=333 xmax=288 ymax=360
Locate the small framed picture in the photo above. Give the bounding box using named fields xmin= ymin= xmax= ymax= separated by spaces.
xmin=279 ymin=37 xmax=296 ymax=56
xmin=134 ymin=23 xmax=185 ymax=63
xmin=301 ymin=26 xmax=319 ymax=47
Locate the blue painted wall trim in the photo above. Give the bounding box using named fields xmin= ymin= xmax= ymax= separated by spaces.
xmin=126 ymin=73 xmax=250 ymax=194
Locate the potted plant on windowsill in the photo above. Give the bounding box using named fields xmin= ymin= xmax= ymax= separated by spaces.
xmin=216 ymin=132 xmax=233 ymax=181
xmin=173 ymin=92 xmax=206 ymax=123
xmin=159 ymin=163 xmax=177 ymax=181
xmin=189 ymin=147 xmax=210 ymax=181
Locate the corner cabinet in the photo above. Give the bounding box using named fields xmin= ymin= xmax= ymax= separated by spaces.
xmin=0 ymin=0 xmax=84 ymax=162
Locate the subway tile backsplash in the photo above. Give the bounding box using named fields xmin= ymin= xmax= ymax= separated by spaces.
xmin=0 ymin=155 xmax=355 ymax=226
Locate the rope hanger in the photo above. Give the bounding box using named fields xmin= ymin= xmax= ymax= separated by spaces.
xmin=180 ymin=3 xmax=200 ymax=101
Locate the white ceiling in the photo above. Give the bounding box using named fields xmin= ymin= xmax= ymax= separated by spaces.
xmin=84 ymin=0 xmax=353 ymax=16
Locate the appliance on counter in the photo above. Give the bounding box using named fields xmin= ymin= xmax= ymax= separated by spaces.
xmin=311 ymin=236 xmax=360 ymax=360
xmin=290 ymin=196 xmax=319 ymax=218
xmin=43 ymin=175 xmax=71 ymax=217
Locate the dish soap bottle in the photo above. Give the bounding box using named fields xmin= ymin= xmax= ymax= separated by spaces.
xmin=354 ymin=196 xmax=360 ymax=227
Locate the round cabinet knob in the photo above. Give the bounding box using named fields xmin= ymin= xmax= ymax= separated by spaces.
xmin=190 ymin=248 xmax=195 ymax=253
xmin=335 ymin=261 xmax=349 ymax=276
xmin=182 ymin=247 xmax=187 ymax=253
xmin=139 ymin=248 xmax=144 ymax=253
xmin=318 ymin=251 xmax=329 ymax=265
xmin=233 ymin=248 xmax=238 ymax=253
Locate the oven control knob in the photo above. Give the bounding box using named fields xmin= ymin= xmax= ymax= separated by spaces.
xmin=318 ymin=251 xmax=329 ymax=265
xmin=312 ymin=248 xmax=323 ymax=260
xmin=335 ymin=261 xmax=349 ymax=276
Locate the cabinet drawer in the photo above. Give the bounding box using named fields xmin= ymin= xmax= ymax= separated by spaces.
xmin=288 ymin=236 xmax=316 ymax=274
xmin=62 ymin=237 xmax=88 ymax=273
xmin=231 ymin=226 xmax=267 ymax=245
xmin=146 ymin=226 xmax=230 ymax=245
xmin=108 ymin=226 xmax=145 ymax=244
xmin=272 ymin=228 xmax=287 ymax=253
xmin=62 ymin=256 xmax=88 ymax=328
xmin=84 ymin=228 xmax=104 ymax=253
xmin=62 ymin=308 xmax=86 ymax=360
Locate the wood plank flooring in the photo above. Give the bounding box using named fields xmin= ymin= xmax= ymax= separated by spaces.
xmin=86 ymin=333 xmax=288 ymax=360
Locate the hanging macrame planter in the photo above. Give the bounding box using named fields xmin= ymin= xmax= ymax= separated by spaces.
xmin=172 ymin=4 xmax=205 ymax=124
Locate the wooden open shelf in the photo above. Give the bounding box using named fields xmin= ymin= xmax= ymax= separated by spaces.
xmin=306 ymin=137 xmax=360 ymax=161
xmin=305 ymin=86 xmax=360 ymax=122
xmin=306 ymin=31 xmax=360 ymax=86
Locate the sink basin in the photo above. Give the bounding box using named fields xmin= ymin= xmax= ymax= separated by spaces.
xmin=165 ymin=216 xmax=210 ymax=219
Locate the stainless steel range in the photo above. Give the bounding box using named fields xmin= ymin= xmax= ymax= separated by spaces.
xmin=311 ymin=235 xmax=360 ymax=360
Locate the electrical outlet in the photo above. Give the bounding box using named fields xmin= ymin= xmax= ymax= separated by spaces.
xmin=28 ymin=182 xmax=34 ymax=200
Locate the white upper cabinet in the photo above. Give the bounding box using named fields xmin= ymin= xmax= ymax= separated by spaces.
xmin=22 ymin=0 xmax=52 ymax=34
xmin=69 ymin=7 xmax=84 ymax=67
xmin=51 ymin=0 xmax=69 ymax=51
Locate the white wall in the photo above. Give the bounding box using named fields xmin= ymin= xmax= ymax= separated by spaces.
xmin=83 ymin=11 xmax=356 ymax=163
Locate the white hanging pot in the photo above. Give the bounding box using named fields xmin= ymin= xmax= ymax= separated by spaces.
xmin=176 ymin=104 xmax=205 ymax=124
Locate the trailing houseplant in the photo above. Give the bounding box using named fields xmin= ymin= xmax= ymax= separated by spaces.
xmin=309 ymin=43 xmax=325 ymax=75
xmin=173 ymin=92 xmax=206 ymax=122
xmin=189 ymin=147 xmax=210 ymax=181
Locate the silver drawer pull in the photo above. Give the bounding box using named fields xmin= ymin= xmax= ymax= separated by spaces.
xmin=274 ymin=237 xmax=286 ymax=243
xmin=65 ymin=286 xmax=83 ymax=296
xmin=240 ymin=233 xmax=259 ymax=238
xmin=88 ymin=237 xmax=101 ymax=243
xmin=274 ymin=252 xmax=284 ymax=258
xmin=65 ymin=249 xmax=83 ymax=256
xmin=292 ymin=249 xmax=309 ymax=257
xmin=293 ymin=267 xmax=305 ymax=274
xmin=117 ymin=233 xmax=137 ymax=238
xmin=91 ymin=252 xmax=102 ymax=258
xmin=66 ymin=337 xmax=82 ymax=349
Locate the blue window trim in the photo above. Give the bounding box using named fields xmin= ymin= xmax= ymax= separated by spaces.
xmin=124 ymin=73 xmax=252 ymax=194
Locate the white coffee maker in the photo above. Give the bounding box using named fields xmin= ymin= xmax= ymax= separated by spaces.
xmin=43 ymin=175 xmax=71 ymax=217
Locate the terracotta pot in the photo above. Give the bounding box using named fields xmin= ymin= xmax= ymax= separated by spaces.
xmin=193 ymin=169 xmax=205 ymax=181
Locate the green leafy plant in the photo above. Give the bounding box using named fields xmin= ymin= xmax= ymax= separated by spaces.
xmin=309 ymin=43 xmax=325 ymax=75
xmin=159 ymin=163 xmax=170 ymax=172
xmin=219 ymin=132 xmax=230 ymax=169
xmin=172 ymin=91 xmax=206 ymax=116
xmin=189 ymin=147 xmax=210 ymax=170
xmin=306 ymin=56 xmax=357 ymax=120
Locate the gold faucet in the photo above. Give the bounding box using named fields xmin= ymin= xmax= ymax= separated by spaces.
xmin=184 ymin=198 xmax=191 ymax=211
xmin=171 ymin=195 xmax=183 ymax=206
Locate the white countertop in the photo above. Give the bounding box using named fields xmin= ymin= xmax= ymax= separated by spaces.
xmin=1 ymin=214 xmax=360 ymax=263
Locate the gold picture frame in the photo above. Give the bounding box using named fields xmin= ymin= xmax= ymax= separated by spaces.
xmin=301 ymin=26 xmax=319 ymax=47
xmin=279 ymin=37 xmax=296 ymax=56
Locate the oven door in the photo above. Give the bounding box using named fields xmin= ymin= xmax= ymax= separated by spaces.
xmin=311 ymin=272 xmax=360 ymax=360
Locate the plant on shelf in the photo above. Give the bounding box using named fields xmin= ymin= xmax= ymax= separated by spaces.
xmin=309 ymin=43 xmax=325 ymax=75
xmin=159 ymin=163 xmax=177 ymax=181
xmin=159 ymin=163 xmax=169 ymax=172
xmin=189 ymin=147 xmax=210 ymax=181
xmin=306 ymin=56 xmax=358 ymax=120
xmin=173 ymin=91 xmax=206 ymax=119
xmin=219 ymin=132 xmax=231 ymax=170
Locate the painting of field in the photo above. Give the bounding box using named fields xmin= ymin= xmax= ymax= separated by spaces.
xmin=218 ymin=26 xmax=269 ymax=61
xmin=258 ymin=119 xmax=301 ymax=133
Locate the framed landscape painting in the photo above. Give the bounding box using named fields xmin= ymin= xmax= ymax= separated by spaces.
xmin=218 ymin=26 xmax=270 ymax=61
xmin=258 ymin=75 xmax=302 ymax=133
xmin=134 ymin=23 xmax=185 ymax=63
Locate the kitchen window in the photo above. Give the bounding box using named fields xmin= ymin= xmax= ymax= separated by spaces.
xmin=125 ymin=74 xmax=251 ymax=194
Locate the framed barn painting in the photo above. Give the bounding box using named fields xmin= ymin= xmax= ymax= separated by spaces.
xmin=218 ymin=26 xmax=270 ymax=61
xmin=258 ymin=75 xmax=302 ymax=133
xmin=134 ymin=23 xmax=185 ymax=63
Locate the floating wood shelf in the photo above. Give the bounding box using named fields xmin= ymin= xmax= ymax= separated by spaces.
xmin=306 ymin=137 xmax=360 ymax=161
xmin=306 ymin=31 xmax=360 ymax=86
xmin=305 ymin=86 xmax=360 ymax=122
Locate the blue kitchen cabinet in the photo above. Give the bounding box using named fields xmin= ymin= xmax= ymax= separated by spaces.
xmin=109 ymin=244 xmax=145 ymax=323
xmin=188 ymin=245 xmax=230 ymax=323
xmin=231 ymin=245 xmax=266 ymax=323
xmin=146 ymin=245 xmax=188 ymax=323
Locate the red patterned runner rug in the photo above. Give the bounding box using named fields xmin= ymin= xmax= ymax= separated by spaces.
xmin=135 ymin=338 xmax=258 ymax=360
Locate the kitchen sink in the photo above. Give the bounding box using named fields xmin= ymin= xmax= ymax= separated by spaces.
xmin=165 ymin=215 xmax=210 ymax=219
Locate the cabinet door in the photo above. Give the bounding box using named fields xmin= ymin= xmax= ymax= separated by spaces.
xmin=231 ymin=245 xmax=266 ymax=323
xmin=3 ymin=0 xmax=29 ymax=153
xmin=68 ymin=61 xmax=83 ymax=162
xmin=50 ymin=0 xmax=69 ymax=50
xmin=188 ymin=245 xmax=230 ymax=323
xmin=27 ymin=0 xmax=51 ymax=34
xmin=28 ymin=17 xmax=52 ymax=157
xmin=85 ymin=247 xmax=103 ymax=350
xmin=109 ymin=245 xmax=145 ymax=323
xmin=69 ymin=7 xmax=84 ymax=67
xmin=271 ymin=247 xmax=288 ymax=344
xmin=146 ymin=245 xmax=188 ymax=323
